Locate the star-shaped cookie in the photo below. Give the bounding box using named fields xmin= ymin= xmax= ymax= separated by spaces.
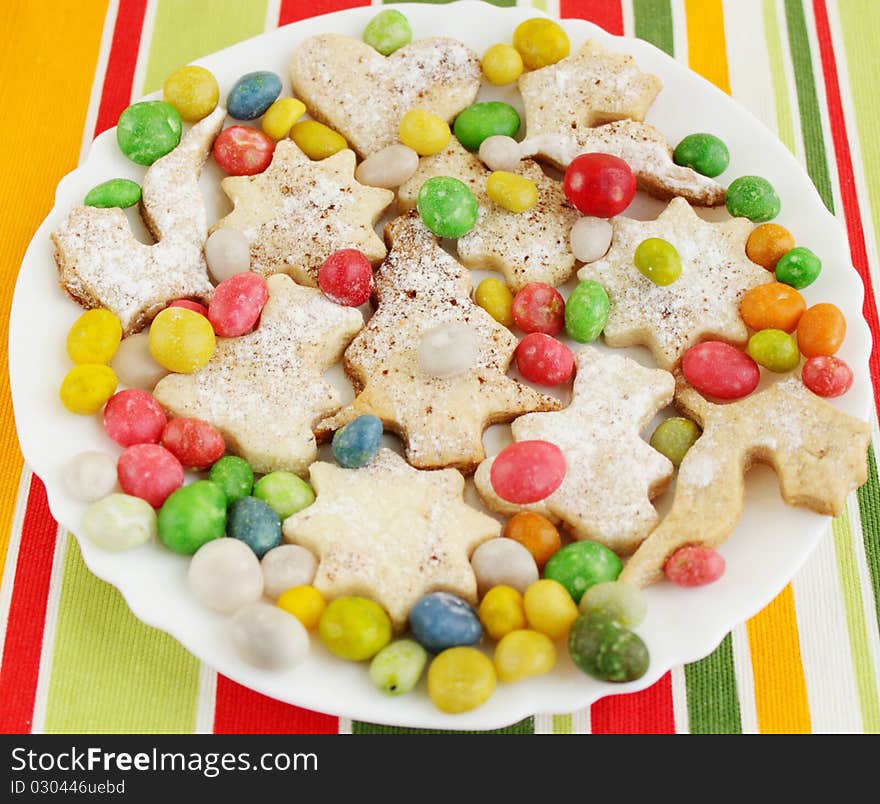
xmin=578 ymin=197 xmax=771 ymax=369
xmin=475 ymin=347 xmax=674 ymax=555
xmin=317 ymin=213 xmax=561 ymax=473
xmin=153 ymin=274 xmax=363 ymax=475
xmin=282 ymin=449 xmax=500 ymax=630
xmin=52 ymin=106 xmax=225 ymax=334
xmin=620 ymin=375 xmax=871 ymax=587
xmin=212 ymin=139 xmax=394 ymax=285
xmin=397 ymin=139 xmax=581 ymax=291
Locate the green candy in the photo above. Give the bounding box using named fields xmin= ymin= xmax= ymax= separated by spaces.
xmin=453 ymin=102 xmax=521 ymax=151
xmin=747 ymin=328 xmax=800 ymax=373
xmin=369 ymin=639 xmax=428 ymax=696
xmin=650 ymin=417 xmax=701 ymax=467
xmin=775 ymin=246 xmax=821 ymax=289
xmin=544 ymin=541 xmax=622 ymax=604
xmin=209 ymin=456 xmax=254 ymax=505
xmin=725 ymin=175 xmax=781 ymax=222
xmin=158 ymin=480 xmax=227 ymax=555
xmin=564 ymin=280 xmax=610 ymax=343
xmin=568 ymin=613 xmax=649 ymax=682
xmin=363 ymin=9 xmax=412 ymax=56
xmin=578 ymin=581 xmax=647 ymax=629
xmin=253 ymin=471 xmax=315 ymax=519
xmin=634 ymin=237 xmax=682 ymax=286
xmin=117 ymin=100 xmax=182 ymax=166
xmin=417 ymin=176 xmax=479 ymax=239
xmin=673 ymin=133 xmax=730 ymax=178
xmin=84 ymin=178 xmax=142 ymax=209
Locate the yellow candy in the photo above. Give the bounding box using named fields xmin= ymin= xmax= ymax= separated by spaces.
xmin=486 ymin=171 xmax=538 ymax=213
xmin=399 ymin=109 xmax=451 ymax=157
xmin=474 ymin=277 xmax=514 ymax=327
xmin=163 ymin=65 xmax=219 ymax=122
xmin=66 ymin=308 xmax=123 ymax=364
xmin=277 ymin=585 xmax=326 ymax=630
xmin=262 ymin=97 xmax=306 ymax=141
xmin=427 ymin=647 xmax=496 ymax=714
xmin=494 ymin=629 xmax=556 ymax=683
xmin=290 ymin=120 xmax=348 ymax=160
xmin=481 ymin=43 xmax=524 ymax=85
xmin=478 ymin=584 xmax=526 ymax=641
xmin=60 ymin=364 xmax=118 ymax=415
xmin=513 ymin=18 xmax=570 ymax=70
xmin=523 ymin=579 xmax=579 ymax=640
xmin=148 ymin=307 xmax=215 ymax=373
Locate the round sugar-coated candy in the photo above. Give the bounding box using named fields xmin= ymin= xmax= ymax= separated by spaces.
xmin=565 ymin=280 xmax=610 ymax=342
xmin=276 ymin=585 xmax=325 ymax=630
xmin=83 ymin=493 xmax=157 ymax=551
xmin=428 ymin=647 xmax=496 ymax=713
xmin=188 ymin=538 xmax=263 ymax=613
xmin=417 ymin=322 xmax=478 ymax=378
xmin=471 ymin=538 xmax=539 ymax=598
xmin=417 ymin=176 xmax=478 ymax=238
xmin=59 ymin=364 xmax=118 ymax=415
xmin=63 ymin=451 xmax=118 ymax=503
xmin=161 ymin=418 xmax=225 ymax=469
xmin=227 ymin=496 xmax=282 ymax=558
xmin=664 ymin=545 xmax=725 ymax=587
xmin=253 ymin=471 xmax=314 ymax=518
xmin=290 ymin=120 xmax=348 ymax=160
xmin=209 ymin=456 xmax=254 ymax=504
xmin=746 ymin=223 xmax=795 ymax=270
xmin=682 ymin=341 xmax=760 ymax=400
xmin=740 ymin=282 xmax=806 ymax=333
xmin=208 ymin=272 xmax=268 ymax=337
xmin=410 ymin=592 xmax=482 ymax=654
xmin=478 ymin=135 xmax=521 ymax=173
xmin=261 ymin=97 xmax=306 ymax=141
xmin=725 ymin=175 xmax=780 ymax=222
xmin=513 ymin=17 xmax=570 ymax=69
xmin=454 ymin=102 xmax=521 ymax=152
xmin=355 ymin=144 xmax=419 ymax=189
xmin=564 ymin=153 xmax=636 ymax=218
xmin=478 ymin=585 xmax=527 ymax=641
xmin=363 ymin=8 xmax=412 ymax=55
xmin=569 ymin=216 xmax=613 ymax=263
xmin=213 ymin=125 xmax=275 ymax=175
xmin=318 ymin=248 xmax=373 ymax=307
xmin=503 ymin=512 xmax=561 ymax=569
xmin=481 ymin=44 xmax=524 ymax=86
xmin=515 ymin=333 xmax=574 ymax=386
xmin=490 ymin=440 xmax=565 ymax=504
xmin=399 ymin=109 xmax=451 ymax=157
xmin=802 ymin=356 xmax=853 ymax=398
xmin=474 ymin=277 xmax=514 ymax=326
xmin=117 ymin=100 xmax=182 ymax=165
xmin=111 ymin=332 xmax=169 ymax=391
xmin=797 ymin=303 xmax=846 ymax=358
xmin=672 ymin=133 xmax=729 ymax=178
xmin=158 ymin=480 xmax=227 ymax=554
xmin=511 ymin=282 xmax=565 ymax=335
xmin=148 ymin=307 xmax=215 ymax=373
xmin=103 ymin=389 xmax=167 ymax=446
xmin=331 ymin=414 xmax=383 ymax=468
xmin=634 ymin=237 xmax=682 ymax=286
xmin=486 ymin=170 xmax=537 ymax=213
xmin=230 ymin=602 xmax=309 ymax=670
xmin=67 ymin=309 xmax=123 ymax=364
xmin=168 ymin=299 xmax=208 ymax=317
xmin=84 ymin=178 xmax=141 ymax=209
xmin=650 ymin=417 xmax=701 ymax=467
xmin=370 ymin=639 xmax=428 ymax=696
xmin=117 ymin=444 xmax=184 ymax=508
xmin=523 ymin=579 xmax=579 ymax=640
xmin=261 ymin=544 xmax=318 ymax=599
xmin=578 ymin=581 xmax=647 ymax=628
xmin=544 ymin=541 xmax=623 ymax=604
xmin=227 ymin=71 xmax=282 ymax=120
xmin=568 ymin=613 xmax=649 ymax=682
xmin=775 ymin=246 xmax=821 ymax=289
xmin=204 ymin=228 xmax=251 ymax=283
xmin=319 ymin=597 xmax=392 ymax=661
xmin=494 ymin=630 xmax=556 ymax=683
xmin=747 ymin=328 xmax=800 ymax=373
xmin=163 ymin=65 xmax=219 ymax=121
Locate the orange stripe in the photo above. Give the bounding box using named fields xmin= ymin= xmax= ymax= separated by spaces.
xmin=684 ymin=0 xmax=731 ymax=94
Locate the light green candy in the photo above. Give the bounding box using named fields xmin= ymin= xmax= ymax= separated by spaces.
xmin=117 ymin=100 xmax=182 ymax=166
xmin=253 ymin=471 xmax=315 ymax=519
xmin=363 ymin=9 xmax=412 ymax=56
xmin=578 ymin=581 xmax=647 ymax=628
xmin=84 ymin=178 xmax=142 ymax=209
xmin=209 ymin=456 xmax=254 ymax=505
xmin=83 ymin=493 xmax=157 ymax=551
xmin=565 ymin=280 xmax=610 ymax=343
xmin=369 ymin=639 xmax=428 ymax=696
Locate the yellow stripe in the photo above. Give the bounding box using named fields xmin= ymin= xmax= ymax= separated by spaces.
xmin=684 ymin=0 xmax=731 ymax=94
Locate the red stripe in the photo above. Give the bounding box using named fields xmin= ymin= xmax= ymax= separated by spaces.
xmin=94 ymin=0 xmax=148 ymax=136
xmin=560 ymin=0 xmax=624 ymax=35
xmin=590 ymin=673 xmax=676 ymax=733
xmin=0 ymin=479 xmax=59 ymax=734
xmin=279 ymin=0 xmax=368 ymax=26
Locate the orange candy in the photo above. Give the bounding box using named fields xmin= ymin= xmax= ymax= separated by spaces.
xmin=746 ymin=223 xmax=795 ymax=270
xmin=503 ymin=512 xmax=562 ymax=569
xmin=740 ymin=282 xmax=806 ymax=333
xmin=797 ymin=303 xmax=846 ymax=358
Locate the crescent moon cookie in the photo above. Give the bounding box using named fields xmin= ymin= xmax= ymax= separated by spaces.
xmin=52 ymin=106 xmax=225 ymax=335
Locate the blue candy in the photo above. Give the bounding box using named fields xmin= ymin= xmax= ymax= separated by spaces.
xmin=226 ymin=71 xmax=282 ymax=121
xmin=331 ymin=414 xmax=383 ymax=468
xmin=227 ymin=496 xmax=281 ymax=557
xmin=409 ymin=592 xmax=482 ymax=654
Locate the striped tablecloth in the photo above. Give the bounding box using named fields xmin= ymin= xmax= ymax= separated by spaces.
xmin=1 ymin=0 xmax=878 ymax=735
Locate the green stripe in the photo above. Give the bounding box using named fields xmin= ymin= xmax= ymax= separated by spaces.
xmin=43 ymin=538 xmax=200 ymax=733
xmin=352 ymin=716 xmax=534 ymax=734
xmin=762 ymin=0 xmax=797 ymax=152
xmin=856 ymin=446 xmax=880 ymax=634
xmin=552 ymin=713 xmax=573 ymax=733
xmin=684 ymin=634 xmax=743 ymax=733
xmin=633 ymin=0 xmax=674 ymax=57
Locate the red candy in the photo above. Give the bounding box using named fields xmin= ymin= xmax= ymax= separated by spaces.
xmin=664 ymin=545 xmax=726 ymax=587
xmin=511 ymin=283 xmax=565 ymax=335
xmin=682 ymin=341 xmax=760 ymax=400
xmin=161 ymin=418 xmax=225 ymax=470
xmin=802 ymin=355 xmax=854 ymax=398
xmin=208 ymin=272 xmax=268 ymax=337
xmin=168 ymin=299 xmax=209 ymax=317
xmin=563 ymin=153 xmax=636 ymax=218
xmin=117 ymin=444 xmax=184 ymax=507
xmin=213 ymin=126 xmax=275 ymax=176
xmin=490 ymin=440 xmax=566 ymax=504
xmin=516 ymin=333 xmax=574 ymax=386
xmin=318 ymin=248 xmax=373 ymax=307
xmin=103 ymin=389 xmax=167 ymax=447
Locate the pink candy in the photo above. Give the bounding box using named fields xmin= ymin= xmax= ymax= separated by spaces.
xmin=801 ymin=355 xmax=853 ymax=398
xmin=318 ymin=248 xmax=373 ymax=307
xmin=681 ymin=341 xmax=759 ymax=400
xmin=516 ymin=333 xmax=574 ymax=386
xmin=161 ymin=418 xmax=225 ymax=470
xmin=490 ymin=440 xmax=566 ymax=504
xmin=511 ymin=283 xmax=565 ymax=335
xmin=117 ymin=444 xmax=184 ymax=507
xmin=103 ymin=389 xmax=167 ymax=447
xmin=664 ymin=545 xmax=726 ymax=587
xmin=208 ymin=272 xmax=268 ymax=337
xmin=168 ymin=299 xmax=209 ymax=317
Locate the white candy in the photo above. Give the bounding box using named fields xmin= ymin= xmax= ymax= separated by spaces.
xmin=111 ymin=331 xmax=169 ymax=391
xmin=82 ymin=493 xmax=157 ymax=551
xmin=205 ymin=228 xmax=251 ymax=284
xmin=417 ymin=322 xmax=478 ymax=379
xmin=355 ymin=144 xmax=419 ymax=189
xmin=188 ymin=538 xmax=264 ymax=613
xmin=260 ymin=544 xmax=318 ymax=600
xmin=63 ymin=450 xmax=117 ymax=502
xmin=230 ymin=602 xmax=309 ymax=670
xmin=570 ymin=216 xmax=613 ymax=263
xmin=471 ymin=538 xmax=539 ymax=597
xmin=479 ymin=135 xmax=522 ymax=173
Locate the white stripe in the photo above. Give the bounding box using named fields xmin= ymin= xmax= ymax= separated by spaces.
xmin=265 ymin=0 xmax=282 ymax=29
xmin=78 ymin=0 xmax=120 ymax=162
xmin=533 ymin=712 xmax=553 ymax=733
xmin=131 ymin=0 xmax=159 ymax=99
xmin=621 ymin=0 xmax=634 ymax=38
xmin=731 ymin=623 xmax=759 ymax=733
xmin=670 ymin=665 xmax=689 ymax=733
xmin=338 ymin=716 xmax=353 ymax=734
xmin=670 ymin=0 xmax=688 ymax=66
xmin=194 ymin=664 xmax=218 ymax=733
xmin=572 ymin=705 xmax=590 ymax=733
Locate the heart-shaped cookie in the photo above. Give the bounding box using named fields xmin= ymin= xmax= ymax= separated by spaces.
xmin=290 ymin=34 xmax=481 ymax=157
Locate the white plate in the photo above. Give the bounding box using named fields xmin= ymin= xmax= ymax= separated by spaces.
xmin=9 ymin=1 xmax=871 ymax=729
